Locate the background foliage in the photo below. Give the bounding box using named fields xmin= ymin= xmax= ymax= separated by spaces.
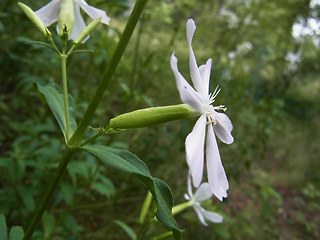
xmin=1 ymin=0 xmax=320 ymax=239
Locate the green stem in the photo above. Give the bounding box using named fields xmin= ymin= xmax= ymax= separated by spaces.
xmin=22 ymin=149 xmax=76 ymax=240
xmin=69 ymin=0 xmax=148 ymax=146
xmin=61 ymin=53 xmax=71 ymax=139
xmin=79 ymin=132 xmax=104 ymax=146
xmin=171 ymin=201 xmax=193 ymax=216
xmin=138 ymin=191 xmax=153 ymax=224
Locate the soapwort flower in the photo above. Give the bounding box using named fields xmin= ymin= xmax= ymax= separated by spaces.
xmin=170 ymin=19 xmax=234 ymax=201
xmin=184 ymin=175 xmax=223 ymax=226
xmin=35 ymin=0 xmax=110 ymax=41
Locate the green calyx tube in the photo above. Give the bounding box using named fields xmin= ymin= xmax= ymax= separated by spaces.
xmin=58 ymin=0 xmax=75 ymax=36
xmin=109 ymin=104 xmax=199 ymax=129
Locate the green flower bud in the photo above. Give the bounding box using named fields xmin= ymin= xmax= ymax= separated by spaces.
xmin=58 ymin=0 xmax=75 ymax=37
xmin=18 ymin=2 xmax=49 ymax=37
xmin=73 ymin=18 xmax=101 ymax=45
xmin=109 ymin=104 xmax=199 ymax=129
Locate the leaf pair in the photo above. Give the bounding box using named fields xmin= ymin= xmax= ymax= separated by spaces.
xmin=34 ymin=81 xmax=181 ymax=238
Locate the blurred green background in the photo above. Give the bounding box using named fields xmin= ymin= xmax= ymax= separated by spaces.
xmin=1 ymin=0 xmax=320 ymax=239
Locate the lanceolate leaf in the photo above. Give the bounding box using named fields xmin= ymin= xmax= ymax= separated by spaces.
xmin=80 ymin=145 xmax=181 ymax=239
xmin=114 ymin=220 xmax=137 ymax=240
xmin=34 ymin=81 xmax=77 ymax=141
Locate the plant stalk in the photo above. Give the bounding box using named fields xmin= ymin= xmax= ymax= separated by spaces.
xmin=69 ymin=0 xmax=148 ymax=146
xmin=61 ymin=53 xmax=71 ymax=139
xmin=23 ymin=149 xmax=76 ymax=240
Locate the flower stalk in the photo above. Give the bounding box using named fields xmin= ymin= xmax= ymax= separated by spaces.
xmin=69 ymin=0 xmax=148 ymax=146
xmin=60 ymin=52 xmax=72 ymax=140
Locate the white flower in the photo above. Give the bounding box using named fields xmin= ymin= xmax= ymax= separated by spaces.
xmin=170 ymin=19 xmax=234 ymax=201
xmin=184 ymin=175 xmax=223 ymax=226
xmin=35 ymin=0 xmax=110 ymax=41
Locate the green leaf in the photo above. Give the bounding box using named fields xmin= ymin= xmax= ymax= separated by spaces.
xmin=114 ymin=220 xmax=137 ymax=240
xmin=0 ymin=215 xmax=24 ymax=240
xmin=0 ymin=215 xmax=8 ymax=240
xmin=42 ymin=211 xmax=56 ymax=239
xmin=80 ymin=145 xmax=181 ymax=239
xmin=33 ymin=81 xmax=77 ymax=141
xmin=8 ymin=227 xmax=24 ymax=240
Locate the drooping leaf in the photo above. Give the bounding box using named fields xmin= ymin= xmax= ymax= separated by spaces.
xmin=80 ymin=145 xmax=181 ymax=239
xmin=33 ymin=81 xmax=77 ymax=141
xmin=114 ymin=220 xmax=137 ymax=240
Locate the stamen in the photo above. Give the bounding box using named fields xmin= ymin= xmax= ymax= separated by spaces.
xmin=206 ymin=115 xmax=217 ymax=125
xmin=214 ymin=105 xmax=227 ymax=112
xmin=207 ymin=120 xmax=217 ymax=125
xmin=211 ymin=85 xmax=221 ymax=99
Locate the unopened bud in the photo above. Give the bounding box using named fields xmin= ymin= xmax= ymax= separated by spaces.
xmin=109 ymin=104 xmax=199 ymax=129
xmin=58 ymin=0 xmax=74 ymax=37
xmin=18 ymin=2 xmax=49 ymax=37
xmin=74 ymin=18 xmax=101 ymax=44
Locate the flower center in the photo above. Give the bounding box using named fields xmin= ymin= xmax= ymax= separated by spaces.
xmin=205 ymin=105 xmax=227 ymax=125
xmin=203 ymin=85 xmax=227 ymax=125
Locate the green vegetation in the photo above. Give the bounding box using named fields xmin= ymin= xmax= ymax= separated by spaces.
xmin=1 ymin=0 xmax=319 ymax=239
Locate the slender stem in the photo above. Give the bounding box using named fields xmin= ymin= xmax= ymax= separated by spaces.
xmin=138 ymin=191 xmax=153 ymax=224
xmin=69 ymin=0 xmax=148 ymax=146
xmin=22 ymin=149 xmax=76 ymax=240
xmin=79 ymin=132 xmax=104 ymax=146
xmin=61 ymin=53 xmax=71 ymax=139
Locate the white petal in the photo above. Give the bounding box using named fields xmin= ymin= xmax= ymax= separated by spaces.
xmin=69 ymin=2 xmax=87 ymax=41
xmin=193 ymin=182 xmax=213 ymax=202
xmin=78 ymin=0 xmax=110 ymax=25
xmin=184 ymin=194 xmax=191 ymax=201
xmin=185 ymin=114 xmax=206 ymax=187
xmin=206 ymin=124 xmax=229 ymax=201
xmin=213 ymin=112 xmax=234 ymax=144
xmin=35 ymin=0 xmax=61 ymax=26
xmin=194 ymin=206 xmax=208 ymax=226
xmin=187 ymin=173 xmax=193 ymax=197
xmin=201 ymin=208 xmax=223 ymax=223
xmin=186 ymin=19 xmax=206 ymax=97
xmin=199 ymin=59 xmax=212 ymax=95
xmin=170 ymin=53 xmax=203 ymax=112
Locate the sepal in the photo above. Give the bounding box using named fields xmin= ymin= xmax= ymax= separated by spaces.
xmin=58 ymin=0 xmax=75 ymax=37
xmin=109 ymin=104 xmax=199 ymax=130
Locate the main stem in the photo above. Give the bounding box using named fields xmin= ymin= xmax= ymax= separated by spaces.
xmin=61 ymin=53 xmax=71 ymax=139
xmin=23 ymin=149 xmax=75 ymax=240
xmin=69 ymin=0 xmax=148 ymax=146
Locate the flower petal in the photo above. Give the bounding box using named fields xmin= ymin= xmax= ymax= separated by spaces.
xmin=187 ymin=19 xmax=206 ymax=97
xmin=187 ymin=173 xmax=193 ymax=197
xmin=199 ymin=59 xmax=212 ymax=95
xmin=184 ymin=194 xmax=190 ymax=201
xmin=68 ymin=2 xmax=87 ymax=41
xmin=193 ymin=182 xmax=213 ymax=202
xmin=35 ymin=0 xmax=61 ymax=26
xmin=206 ymin=124 xmax=229 ymax=201
xmin=193 ymin=206 xmax=208 ymax=226
xmin=201 ymin=208 xmax=223 ymax=223
xmin=78 ymin=0 xmax=110 ymax=25
xmin=213 ymin=112 xmax=234 ymax=144
xmin=185 ymin=114 xmax=206 ymax=187
xmin=170 ymin=53 xmax=203 ymax=112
